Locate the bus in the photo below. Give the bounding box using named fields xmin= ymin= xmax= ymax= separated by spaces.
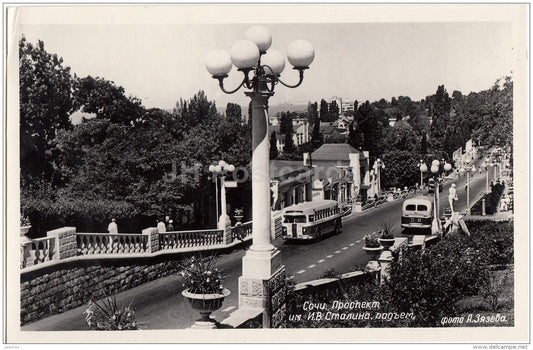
xmin=401 ymin=197 xmax=433 ymax=233
xmin=281 ymin=200 xmax=342 ymax=241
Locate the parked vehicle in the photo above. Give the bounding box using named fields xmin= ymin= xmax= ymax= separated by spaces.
xmin=281 ymin=200 xmax=342 ymax=241
xmin=401 ymin=197 xmax=433 ymax=234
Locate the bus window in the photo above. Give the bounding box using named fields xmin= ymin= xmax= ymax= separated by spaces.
xmin=417 ymin=205 xmax=428 ymax=211
xmin=284 ymin=215 xmax=307 ymax=223
xmin=308 ymin=215 xmax=314 ymax=222
xmin=406 ymin=204 xmax=416 ymax=211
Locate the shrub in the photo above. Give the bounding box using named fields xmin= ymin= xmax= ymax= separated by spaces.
xmin=84 ymin=291 xmax=138 ymax=330
xmin=178 ymin=253 xmax=225 ymax=294
xmin=364 ymin=234 xmax=381 ymax=248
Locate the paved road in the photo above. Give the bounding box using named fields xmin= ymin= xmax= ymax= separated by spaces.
xmin=21 ymin=166 xmax=495 ymax=331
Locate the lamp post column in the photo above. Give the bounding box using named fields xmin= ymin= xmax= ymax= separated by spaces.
xmin=246 ymin=85 xmax=276 ymax=253
xmin=467 ymin=169 xmax=471 ymax=215
xmin=218 ymin=175 xmax=229 ymax=230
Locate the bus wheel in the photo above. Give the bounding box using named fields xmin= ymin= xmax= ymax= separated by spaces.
xmin=316 ymin=228 xmax=322 ymax=240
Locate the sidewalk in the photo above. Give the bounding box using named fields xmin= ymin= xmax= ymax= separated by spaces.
xmin=465 ymin=211 xmax=514 ymax=221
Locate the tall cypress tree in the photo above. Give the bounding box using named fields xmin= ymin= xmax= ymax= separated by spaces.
xmin=269 ymin=131 xmax=278 ymax=159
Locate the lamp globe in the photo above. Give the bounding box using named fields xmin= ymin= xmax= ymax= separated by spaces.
xmin=245 ymin=26 xmax=272 ymax=52
xmin=205 ymin=49 xmax=232 ymax=77
xmin=261 ymin=49 xmax=285 ymax=76
xmin=287 ymin=39 xmax=315 ymax=68
xmin=230 ymin=40 xmax=260 ymax=69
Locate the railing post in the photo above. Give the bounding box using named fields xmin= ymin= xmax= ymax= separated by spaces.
xmin=46 ymin=227 xmax=77 ymax=260
xmin=482 ymin=198 xmax=486 ymax=216
xmin=142 ymin=227 xmax=159 ymax=253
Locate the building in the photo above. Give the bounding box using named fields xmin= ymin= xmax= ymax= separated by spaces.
xmin=270 ymin=116 xmax=310 ymax=151
xmin=329 ymin=96 xmax=354 ymax=116
xmin=270 ymin=160 xmax=314 ymax=211
xmin=305 ymin=144 xmax=373 ymax=206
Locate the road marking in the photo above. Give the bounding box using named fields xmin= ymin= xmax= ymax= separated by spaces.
xmin=326 ymin=255 xmax=333 ymax=258
xmin=307 ymin=264 xmax=316 ymax=269
xmin=296 ymin=270 xmax=306 ymax=274
xmin=356 ymin=240 xmax=361 ymax=243
xmin=317 ymin=259 xmax=325 ymax=263
xmin=222 ymin=306 xmax=236 ymax=312
xmin=342 ymin=247 xmax=348 ymax=250
xmin=349 ymin=243 xmax=355 ymax=246
xmin=335 ymin=250 xmax=341 ymax=254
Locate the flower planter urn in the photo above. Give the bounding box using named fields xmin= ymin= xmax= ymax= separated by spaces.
xmin=378 ymin=238 xmax=395 ymax=250
xmin=20 ymin=225 xmax=32 ymax=245
xmin=182 ymin=288 xmax=231 ymax=329
xmin=362 ymin=246 xmax=383 ymax=259
xmin=234 ymin=215 xmax=244 ymax=224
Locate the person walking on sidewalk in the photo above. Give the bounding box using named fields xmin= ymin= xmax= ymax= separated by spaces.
xmin=107 ymin=218 xmax=118 ymax=233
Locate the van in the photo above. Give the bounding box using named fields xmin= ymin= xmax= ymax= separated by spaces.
xmin=401 ymin=197 xmax=433 ymax=232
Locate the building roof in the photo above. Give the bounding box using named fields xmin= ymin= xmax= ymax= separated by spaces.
xmin=311 ymin=143 xmax=360 ymax=161
xmin=270 ymin=160 xmax=308 ymax=180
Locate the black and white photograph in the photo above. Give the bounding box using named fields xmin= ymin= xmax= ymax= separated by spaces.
xmin=4 ymin=3 xmax=529 ymax=345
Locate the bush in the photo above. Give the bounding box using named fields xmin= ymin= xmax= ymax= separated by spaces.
xmin=285 ymin=220 xmax=514 ymax=328
xmin=22 ymin=196 xmax=137 ymax=238
xmin=471 ymin=183 xmax=505 ymax=215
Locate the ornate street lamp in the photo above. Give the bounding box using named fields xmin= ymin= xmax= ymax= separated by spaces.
xmin=429 ymin=159 xmax=452 ymax=235
xmin=206 ymin=25 xmax=314 ymax=323
xmin=209 ymin=160 xmax=235 ymax=230
xmin=419 ymin=160 xmax=427 ymax=188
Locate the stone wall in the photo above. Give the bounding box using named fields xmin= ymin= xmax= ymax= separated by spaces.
xmin=20 ymin=254 xmax=185 ymax=326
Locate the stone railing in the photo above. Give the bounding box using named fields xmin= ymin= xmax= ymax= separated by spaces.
xmin=77 ymin=233 xmax=148 ymax=255
xmin=20 ymin=221 xmax=253 ymax=271
xmin=159 ymin=229 xmax=224 ymax=250
xmin=20 ymin=236 xmax=57 ymax=269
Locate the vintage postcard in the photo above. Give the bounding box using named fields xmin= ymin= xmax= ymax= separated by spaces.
xmin=4 ymin=3 xmax=529 ymax=345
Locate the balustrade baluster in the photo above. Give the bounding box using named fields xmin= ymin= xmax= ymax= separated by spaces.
xmin=41 ymin=241 xmax=50 ymax=262
xmin=88 ymin=237 xmax=95 ymax=255
xmin=94 ymin=237 xmax=101 ymax=255
xmin=76 ymin=236 xmax=82 ymax=255
xmin=82 ymin=236 xmax=89 ymax=255
xmin=112 ymin=238 xmax=119 ymax=253
xmin=118 ymin=237 xmax=125 ymax=253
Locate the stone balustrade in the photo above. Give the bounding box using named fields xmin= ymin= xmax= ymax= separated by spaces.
xmin=20 ymin=221 xmax=254 ymax=271
xmin=21 ymin=236 xmax=57 ymax=269
xmin=77 ymin=233 xmax=148 ymax=255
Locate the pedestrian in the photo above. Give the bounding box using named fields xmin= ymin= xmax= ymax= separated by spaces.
xmin=157 ymin=219 xmax=166 ymax=233
xmin=166 ymin=219 xmax=174 ymax=232
xmin=108 ymin=218 xmax=118 ymax=233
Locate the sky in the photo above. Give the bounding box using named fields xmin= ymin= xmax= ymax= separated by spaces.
xmin=11 ymin=5 xmax=520 ymax=112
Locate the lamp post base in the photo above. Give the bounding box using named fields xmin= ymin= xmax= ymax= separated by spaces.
xmin=238 ymin=264 xmax=286 ymax=328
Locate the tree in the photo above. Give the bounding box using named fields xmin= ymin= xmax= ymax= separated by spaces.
xmin=310 ymin=113 xmax=322 ymax=151
xmin=19 ymin=37 xmax=74 ymax=184
xmin=72 ymin=75 xmax=144 ymax=125
xmin=319 ymin=99 xmax=329 ymax=122
xmin=383 ymin=120 xmax=419 ymax=154
xmin=269 ymin=131 xmax=278 ymax=159
xmin=225 ymin=102 xmax=242 ymax=124
xmin=174 ymin=90 xmax=218 ymax=129
xmin=429 ymin=85 xmax=452 ymax=157
xmin=381 ymin=150 xmax=420 ymax=190
xmin=347 ymin=122 xmax=362 ymax=150
xmin=329 ymin=100 xmax=340 ymax=121
xmin=420 ymin=133 xmax=428 ymax=155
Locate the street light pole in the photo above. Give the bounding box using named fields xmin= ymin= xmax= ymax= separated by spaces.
xmin=467 ymin=167 xmax=471 ymax=215
xmin=206 ymin=25 xmax=314 ymax=327
xmin=419 ymin=160 xmax=427 ymax=189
